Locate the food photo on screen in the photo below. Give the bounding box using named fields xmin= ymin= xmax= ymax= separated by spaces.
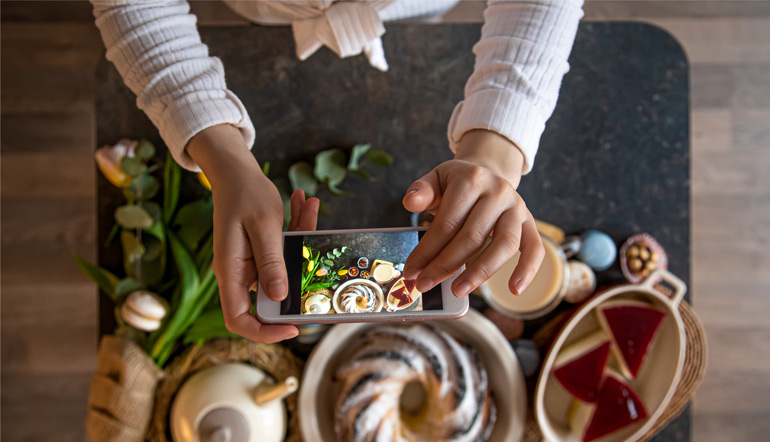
xmin=281 ymin=231 xmax=443 ymax=316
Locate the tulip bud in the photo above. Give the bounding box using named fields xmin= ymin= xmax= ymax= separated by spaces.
xmin=94 ymin=139 xmax=137 ymax=188
xmin=198 ymin=172 xmax=212 ymax=190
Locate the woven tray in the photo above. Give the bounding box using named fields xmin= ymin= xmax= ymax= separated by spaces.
xmin=524 ymin=301 xmax=707 ymax=442
xmin=147 ymin=339 xmax=305 ymax=442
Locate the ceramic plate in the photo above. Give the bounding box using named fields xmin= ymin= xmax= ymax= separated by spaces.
xmin=297 ymin=308 xmax=527 ymax=442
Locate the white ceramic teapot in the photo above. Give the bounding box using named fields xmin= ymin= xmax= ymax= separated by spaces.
xmin=171 ymin=363 xmax=298 ymax=442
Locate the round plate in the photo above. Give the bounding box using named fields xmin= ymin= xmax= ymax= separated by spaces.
xmin=298 ymin=309 xmax=527 ymax=442
xmin=332 ymin=278 xmax=383 ymax=313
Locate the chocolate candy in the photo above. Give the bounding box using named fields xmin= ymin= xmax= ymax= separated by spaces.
xmin=620 ymin=233 xmax=668 ymax=283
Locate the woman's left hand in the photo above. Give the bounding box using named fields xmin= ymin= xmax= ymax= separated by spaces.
xmin=402 ymin=129 xmax=545 ymax=298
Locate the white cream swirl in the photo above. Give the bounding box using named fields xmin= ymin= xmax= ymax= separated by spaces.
xmin=341 ymin=283 xmax=377 ymax=313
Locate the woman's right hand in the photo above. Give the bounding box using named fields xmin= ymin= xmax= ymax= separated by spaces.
xmin=187 ymin=124 xmax=318 ymax=343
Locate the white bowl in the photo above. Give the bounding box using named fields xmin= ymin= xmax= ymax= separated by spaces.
xmin=535 ymin=269 xmax=687 ymax=442
xmin=298 ymin=309 xmax=527 ymax=442
xmin=332 ymin=278 xmax=383 ymax=313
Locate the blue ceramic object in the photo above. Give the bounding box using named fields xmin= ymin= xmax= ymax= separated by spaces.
xmin=296 ymin=323 xmax=330 ymax=345
xmin=511 ymin=339 xmax=540 ymax=378
xmin=577 ymin=230 xmax=617 ymax=271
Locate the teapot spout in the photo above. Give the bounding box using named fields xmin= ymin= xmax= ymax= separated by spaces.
xmin=254 ymin=376 xmax=299 ymax=406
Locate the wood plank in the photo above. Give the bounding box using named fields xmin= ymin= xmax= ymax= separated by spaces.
xmin=693 ymin=412 xmax=770 ymax=442
xmin=1 ymin=67 xmax=95 ymax=114
xmin=1 ymin=113 xmax=94 ymax=155
xmin=0 ymin=373 xmax=91 ymax=442
xmin=1 ymin=23 xmax=103 ymax=69
xmin=2 ymin=283 xmax=98 ymax=375
xmin=1 ymin=153 xmax=96 ymax=198
xmin=692 ymin=108 xmax=732 ymax=153
xmin=0 ymin=1 xmax=94 ymax=22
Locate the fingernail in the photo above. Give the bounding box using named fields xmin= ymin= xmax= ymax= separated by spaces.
xmin=267 ymin=279 xmax=287 ymax=300
xmin=289 ymin=328 xmax=299 ymax=339
xmin=513 ymin=273 xmax=531 ymax=296
xmin=454 ymin=282 xmax=471 ymax=298
xmin=403 ymin=267 xmax=420 ymax=280
xmin=407 ymin=187 xmax=419 ymax=195
xmin=417 ymin=277 xmax=435 ymax=293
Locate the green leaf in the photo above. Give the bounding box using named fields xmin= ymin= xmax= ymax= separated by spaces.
xmin=120 ymin=156 xmax=145 ymax=177
xmin=135 ymin=140 xmax=156 ymax=160
xmin=327 ymin=180 xmax=353 ymax=197
xmin=349 ymin=168 xmax=371 ymax=181
xmin=105 ymin=223 xmax=120 ymax=247
xmin=314 ymin=149 xmax=347 ymax=187
xmin=326 ymin=252 xmax=333 ymax=259
xmin=173 ymin=199 xmax=214 ymax=252
xmin=183 ymin=308 xmax=238 ymax=346
xmin=73 ymin=254 xmax=119 ymax=301
xmin=305 ymin=282 xmax=336 ymax=292
xmin=341 ymin=246 xmax=351 ymax=253
xmin=261 ymin=162 xmax=270 ymax=176
xmin=333 ymin=248 xmax=341 ymax=257
xmin=318 ymin=200 xmax=332 ymax=216
xmin=364 ymin=149 xmax=393 ymax=167
xmin=143 ymin=202 xmax=162 ymax=223
xmin=120 ymin=230 xmax=145 ymax=260
xmin=324 ymin=259 xmax=334 ymax=266
xmin=163 ymin=152 xmax=181 ymax=224
xmin=115 ymin=278 xmax=144 ymax=298
xmin=115 ymin=205 xmax=154 ymax=229
xmin=123 ymin=175 xmax=160 ymax=200
xmin=288 ymin=162 xmax=318 ymax=197
xmin=348 ymin=144 xmax=371 ymax=170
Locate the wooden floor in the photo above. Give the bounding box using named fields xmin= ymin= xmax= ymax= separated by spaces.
xmin=2 ymin=2 xmax=769 ymax=441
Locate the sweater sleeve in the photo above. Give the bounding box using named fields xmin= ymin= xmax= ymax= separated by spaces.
xmin=91 ymin=0 xmax=255 ymax=171
xmin=447 ymin=0 xmax=583 ymax=174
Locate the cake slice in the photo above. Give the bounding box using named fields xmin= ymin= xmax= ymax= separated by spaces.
xmin=552 ymin=331 xmax=612 ymax=403
xmin=403 ymin=279 xmax=417 ymax=294
xmin=597 ymin=301 xmax=665 ymax=378
xmin=568 ymin=371 xmax=648 ymax=442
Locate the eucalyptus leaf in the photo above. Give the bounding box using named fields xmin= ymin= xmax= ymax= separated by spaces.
xmin=123 ymin=174 xmax=160 ymax=200
xmin=120 ymin=231 xmax=145 ymax=260
xmin=163 ymin=152 xmax=181 ymax=223
xmin=115 ymin=205 xmax=154 ymax=229
xmin=315 ymin=149 xmax=347 ymax=187
xmin=326 ymin=252 xmax=334 ymax=260
xmin=327 ymin=180 xmax=353 ymax=197
xmin=348 ymin=144 xmax=371 ymax=170
xmin=364 ymin=149 xmax=393 ymax=166
xmin=349 ymin=169 xmax=371 ymax=181
xmin=135 ymin=140 xmax=156 ymax=160
xmin=115 ymin=278 xmax=144 ymax=298
xmin=143 ymin=202 xmax=162 ymax=223
xmin=120 ymin=156 xmax=145 ymax=177
xmin=324 ymin=259 xmax=334 ymax=266
xmin=288 ymin=162 xmax=318 ymax=197
xmin=73 ymin=254 xmax=119 ymax=300
xmin=333 ymin=248 xmax=341 ymax=257
xmin=342 ymin=246 xmax=351 ymax=253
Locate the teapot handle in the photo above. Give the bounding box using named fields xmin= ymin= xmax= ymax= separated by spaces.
xmin=255 ymin=376 xmax=299 ymax=406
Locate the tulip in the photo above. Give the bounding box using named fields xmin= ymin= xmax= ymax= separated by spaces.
xmin=307 ymin=260 xmax=314 ymax=272
xmin=337 ymin=269 xmax=348 ymax=276
xmin=315 ymin=268 xmax=328 ymax=277
xmin=302 ymin=246 xmax=310 ymax=259
xmin=198 ymin=172 xmax=212 ymax=190
xmin=95 ymin=139 xmax=137 ymax=188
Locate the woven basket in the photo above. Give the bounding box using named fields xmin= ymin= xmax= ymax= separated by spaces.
xmin=523 ymin=301 xmax=707 ymax=442
xmin=146 ymin=339 xmax=304 ymax=442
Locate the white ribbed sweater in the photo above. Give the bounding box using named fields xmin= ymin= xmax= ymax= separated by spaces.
xmin=92 ymin=0 xmax=583 ymax=173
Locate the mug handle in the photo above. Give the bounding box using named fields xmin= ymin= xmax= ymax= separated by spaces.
xmin=642 ymin=269 xmax=687 ymax=307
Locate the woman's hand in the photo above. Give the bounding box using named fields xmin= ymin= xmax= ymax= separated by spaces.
xmin=402 ymin=129 xmax=545 ymax=298
xmin=188 ymin=124 xmax=319 ymax=343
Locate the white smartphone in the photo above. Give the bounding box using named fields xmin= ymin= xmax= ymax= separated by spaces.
xmin=256 ymin=227 xmax=468 ymax=324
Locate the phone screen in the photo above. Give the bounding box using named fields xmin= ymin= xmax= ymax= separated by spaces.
xmin=281 ymin=230 xmax=444 ymax=316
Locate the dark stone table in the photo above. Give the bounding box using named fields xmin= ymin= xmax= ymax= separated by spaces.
xmin=97 ymin=22 xmax=690 ymax=441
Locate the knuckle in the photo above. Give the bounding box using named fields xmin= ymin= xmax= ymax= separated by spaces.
xmin=466 ymin=165 xmax=487 ymax=187
xmin=257 ymin=251 xmax=284 ymax=272
xmin=498 ymin=233 xmax=522 ymax=256
xmin=464 ymin=225 xmax=491 ymax=247
xmin=473 ymin=265 xmax=494 ymax=283
xmin=223 ymin=317 xmax=238 ymax=334
xmin=436 ymin=217 xmax=463 ymax=237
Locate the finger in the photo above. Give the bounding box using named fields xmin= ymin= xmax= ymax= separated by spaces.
xmin=287 ymin=189 xmax=306 ymax=231
xmin=246 ymin=218 xmax=289 ymax=302
xmin=295 ymin=197 xmax=319 ymax=231
xmin=404 ymin=181 xmax=478 ymax=285
xmin=402 ymin=169 xmax=442 ymax=214
xmin=415 ymin=195 xmax=504 ymax=292
xmin=508 ymin=216 xmax=545 ymax=295
xmin=214 ymin=220 xmax=292 ymax=342
xmin=450 ymin=208 xmax=525 ymax=297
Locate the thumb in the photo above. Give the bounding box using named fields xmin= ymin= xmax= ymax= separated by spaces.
xmin=403 ymin=170 xmax=441 ymax=214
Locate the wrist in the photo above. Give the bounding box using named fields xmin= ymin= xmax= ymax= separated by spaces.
xmin=187 ymin=124 xmax=259 ymax=184
xmin=454 ymin=129 xmax=525 ymax=188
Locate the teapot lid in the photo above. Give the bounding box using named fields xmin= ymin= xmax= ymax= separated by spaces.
xmin=198 ymin=407 xmax=249 ymax=442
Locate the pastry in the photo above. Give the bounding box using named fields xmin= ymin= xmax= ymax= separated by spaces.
xmin=340 ymin=282 xmax=379 ymax=313
xmin=334 ymin=324 xmax=496 ymax=442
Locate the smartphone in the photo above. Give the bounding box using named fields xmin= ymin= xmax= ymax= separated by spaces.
xmin=256 ymin=227 xmax=468 ymax=324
